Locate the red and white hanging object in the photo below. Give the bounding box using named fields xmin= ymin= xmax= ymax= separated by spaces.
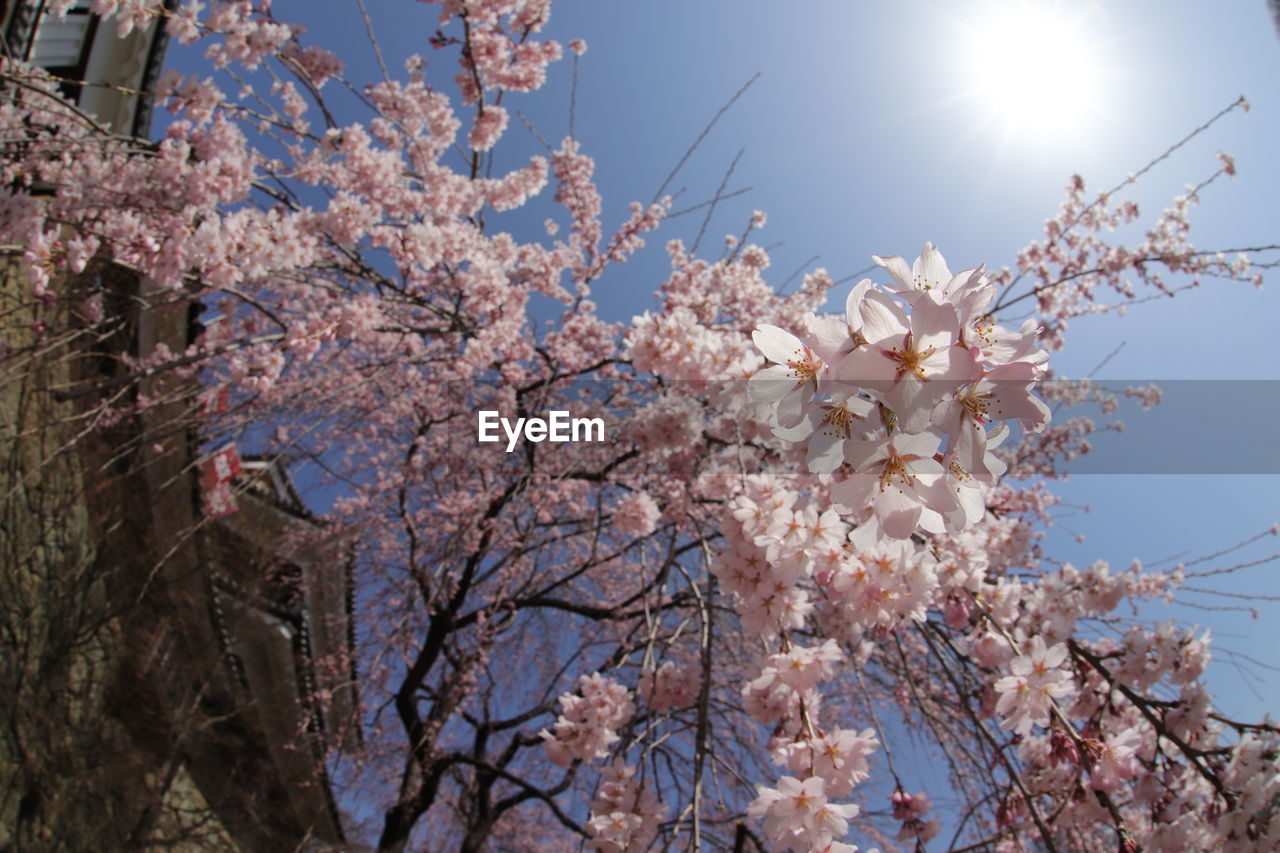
xmin=200 ymin=443 xmax=242 ymax=519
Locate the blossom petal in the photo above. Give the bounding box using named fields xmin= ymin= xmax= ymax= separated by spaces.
xmin=893 ymin=430 xmax=942 ymax=459
xmin=858 ymin=289 xmax=910 ymax=344
xmin=913 ymin=242 xmax=952 ymax=291
xmin=832 ymin=473 xmax=876 ymax=512
xmin=875 ymin=487 xmax=922 ymax=539
xmin=871 ymin=253 xmax=913 ymax=291
xmin=753 ymin=324 xmax=808 ymax=365
xmin=748 ymin=364 xmax=797 ymax=402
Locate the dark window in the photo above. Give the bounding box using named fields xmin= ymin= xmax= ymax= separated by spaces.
xmin=30 ymin=1 xmax=96 ymax=102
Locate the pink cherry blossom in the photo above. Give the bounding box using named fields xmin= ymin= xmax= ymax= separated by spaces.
xmin=833 ymin=430 xmax=954 ymax=539
xmin=750 ymin=324 xmax=829 ymax=427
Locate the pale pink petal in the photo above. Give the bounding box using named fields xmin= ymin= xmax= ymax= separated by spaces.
xmin=912 ymin=242 xmax=952 ymax=291
xmin=807 ymin=430 xmax=846 ymax=475
xmin=748 ymin=364 xmax=797 ymax=402
xmin=876 ymin=488 xmax=923 ymax=539
xmin=857 ymin=289 xmax=910 ymax=344
xmin=893 ymin=430 xmax=942 ymax=459
xmin=843 ymin=436 xmax=891 ymax=472
xmin=832 ymin=474 xmax=877 ymax=512
xmin=870 ymin=253 xmax=913 ymax=291
xmin=753 ymin=324 xmax=808 ymax=365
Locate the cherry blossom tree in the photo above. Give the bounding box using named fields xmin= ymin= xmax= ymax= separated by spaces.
xmin=3 ymin=2 xmax=1279 ymax=851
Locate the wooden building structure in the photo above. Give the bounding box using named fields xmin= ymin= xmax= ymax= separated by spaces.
xmin=1 ymin=3 xmax=357 ymax=849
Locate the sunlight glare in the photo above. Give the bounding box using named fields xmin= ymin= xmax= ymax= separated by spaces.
xmin=963 ymin=3 xmax=1108 ymax=145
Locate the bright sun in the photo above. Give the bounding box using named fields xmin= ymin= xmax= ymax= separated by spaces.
xmin=961 ymin=2 xmax=1110 ymax=146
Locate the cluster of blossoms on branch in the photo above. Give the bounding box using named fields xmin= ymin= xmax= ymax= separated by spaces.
xmin=749 ymin=242 xmax=1051 ymax=541
xmin=541 ymin=676 xmax=666 ymax=852
xmin=704 ymin=243 xmax=1053 ymax=850
xmin=541 ymin=673 xmax=634 ymax=766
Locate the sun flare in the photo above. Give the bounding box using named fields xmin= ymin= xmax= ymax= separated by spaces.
xmin=961 ymin=3 xmax=1110 ymax=146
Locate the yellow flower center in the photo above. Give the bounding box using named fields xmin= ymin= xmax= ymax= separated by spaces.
xmin=888 ymin=332 xmax=936 ymax=381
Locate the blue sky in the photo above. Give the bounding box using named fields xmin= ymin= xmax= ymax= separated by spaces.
xmin=167 ymin=0 xmax=1279 ymax=742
